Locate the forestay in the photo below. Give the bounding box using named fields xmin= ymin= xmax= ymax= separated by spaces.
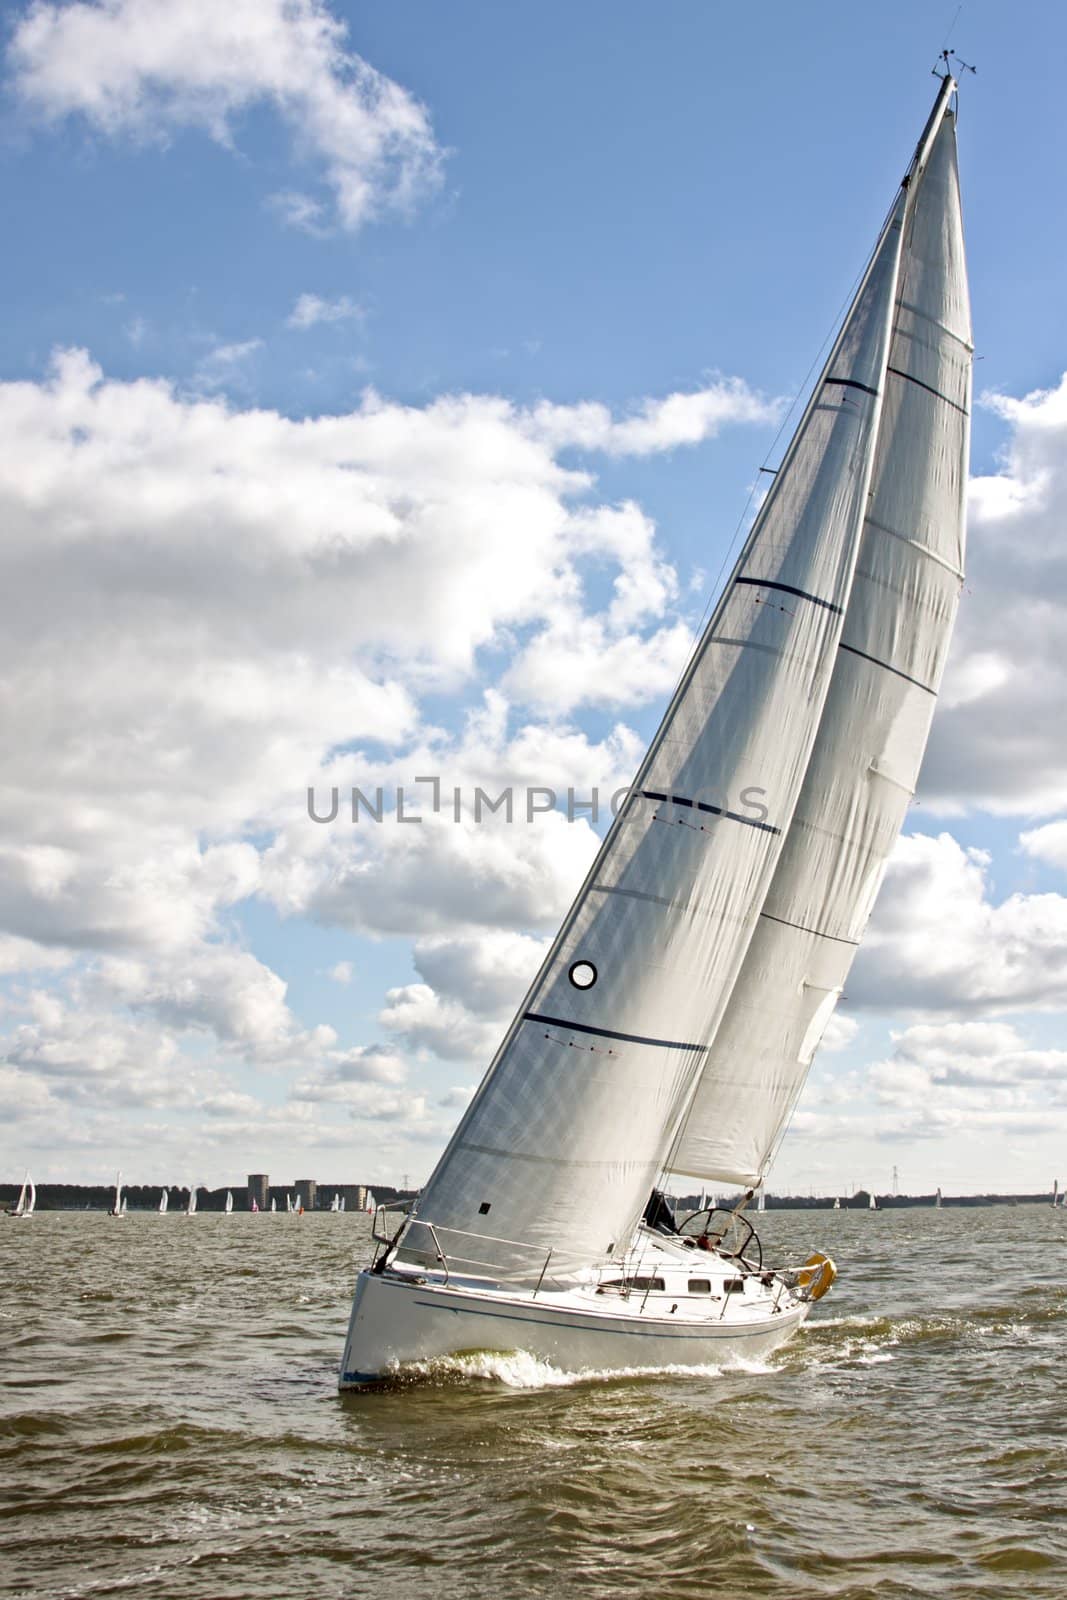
xmin=404 ymin=178 xmax=908 ymax=1280
xmin=671 ymin=82 xmax=970 ymax=1186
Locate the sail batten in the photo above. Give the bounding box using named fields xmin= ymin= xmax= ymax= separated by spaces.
xmin=406 ymin=143 xmax=914 ymax=1279
xmin=672 ymin=91 xmax=970 ymax=1187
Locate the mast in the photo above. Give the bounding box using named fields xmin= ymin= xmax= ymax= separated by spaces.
xmin=405 ymin=134 xmax=911 ymax=1281
xmin=671 ymin=77 xmax=970 ymax=1188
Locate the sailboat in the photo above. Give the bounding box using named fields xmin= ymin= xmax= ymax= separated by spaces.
xmin=1053 ymin=1180 xmax=1060 ymax=1210
xmin=935 ymin=1187 xmax=942 ymax=1209
xmin=251 ymin=1198 xmax=260 ymax=1214
xmin=159 ymin=1187 xmax=169 ymax=1214
xmin=331 ymin=1192 xmax=341 ymax=1213
xmin=186 ymin=1185 xmax=198 ymax=1217
xmin=757 ymin=1189 xmax=766 ymax=1214
xmin=868 ymin=1192 xmax=878 ymax=1212
xmin=7 ymin=1172 xmax=35 ymax=1218
xmin=339 ymin=1195 xmax=346 ymax=1213
xmin=340 ymin=72 xmax=972 ymax=1387
xmin=364 ymin=1190 xmax=376 ymax=1215
xmin=225 ymin=1189 xmax=234 ymax=1214
xmin=832 ymin=1197 xmax=841 ymax=1211
xmin=108 ymin=1171 xmax=124 ymax=1217
xmin=270 ymin=1196 xmax=277 ymax=1213
xmin=286 ymin=1192 xmax=294 ymax=1213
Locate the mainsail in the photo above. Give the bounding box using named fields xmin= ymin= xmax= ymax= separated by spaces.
xmin=407 ymin=121 xmax=918 ymax=1279
xmin=671 ymin=79 xmax=970 ymax=1186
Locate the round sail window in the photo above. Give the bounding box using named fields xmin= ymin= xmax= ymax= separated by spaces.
xmin=568 ymin=960 xmax=598 ymax=990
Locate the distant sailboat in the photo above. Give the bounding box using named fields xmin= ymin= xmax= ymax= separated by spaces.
xmin=935 ymin=1187 xmax=942 ymax=1209
xmin=339 ymin=1195 xmax=346 ymax=1213
xmin=832 ymin=1197 xmax=841 ymax=1211
xmin=108 ymin=1171 xmax=124 ymax=1217
xmin=330 ymin=1192 xmax=340 ymax=1213
xmin=187 ymin=1185 xmax=198 ymax=1217
xmin=225 ymin=1190 xmax=234 ymax=1214
xmin=365 ymin=1189 xmax=376 ymax=1215
xmin=1053 ymin=1179 xmax=1060 ymax=1210
xmin=159 ymin=1187 xmax=169 ymax=1214
xmin=757 ymin=1189 xmax=766 ymax=1213
xmin=270 ymin=1196 xmax=277 ymax=1213
xmin=286 ymin=1193 xmax=294 ymax=1214
xmin=251 ymin=1198 xmax=260 ymax=1214
xmin=868 ymin=1192 xmax=878 ymax=1212
xmin=340 ymin=71 xmax=972 ymax=1386
xmin=7 ymin=1172 xmax=35 ymax=1218
xmin=120 ymin=1194 xmax=127 ymax=1216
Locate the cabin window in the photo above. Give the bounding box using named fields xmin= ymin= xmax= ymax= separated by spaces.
xmin=478 ymin=1202 xmax=491 ymax=1215
xmin=629 ymin=1276 xmax=666 ymax=1292
xmin=724 ymin=1278 xmax=745 ymax=1293
xmin=568 ymin=960 xmax=598 ymax=990
xmin=687 ymin=1278 xmax=712 ymax=1293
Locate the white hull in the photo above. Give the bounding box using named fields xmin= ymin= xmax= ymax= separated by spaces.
xmin=340 ymin=1258 xmax=809 ymax=1388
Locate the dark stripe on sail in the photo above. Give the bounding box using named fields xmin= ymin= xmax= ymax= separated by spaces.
xmin=640 ymin=790 xmax=781 ymax=835
xmin=759 ymin=910 xmax=861 ymax=948
xmin=839 ymin=643 xmax=937 ymax=695
xmin=886 ymin=364 xmax=969 ymax=416
xmin=523 ymin=1012 xmax=708 ymax=1054
xmin=735 ymin=576 xmax=843 ymax=615
xmin=824 ymin=375 xmax=881 ymax=398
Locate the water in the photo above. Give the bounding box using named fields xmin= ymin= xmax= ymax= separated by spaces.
xmin=2 ymin=1206 xmax=1065 ymax=1599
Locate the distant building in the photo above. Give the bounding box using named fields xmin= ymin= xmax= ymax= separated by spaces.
xmin=295 ymin=1178 xmax=318 ymax=1211
xmin=248 ymin=1173 xmax=270 ymax=1211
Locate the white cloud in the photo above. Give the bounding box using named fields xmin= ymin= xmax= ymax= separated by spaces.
xmin=9 ymin=0 xmax=445 ymax=232
xmin=287 ymin=293 xmax=364 ymax=330
xmin=850 ymin=831 xmax=1067 ymax=1015
xmin=921 ymin=374 xmax=1067 ymax=815
xmin=1019 ymin=818 xmax=1067 ymax=874
xmin=529 ymin=380 xmax=779 ymax=457
xmin=327 ymin=960 xmax=353 ymax=984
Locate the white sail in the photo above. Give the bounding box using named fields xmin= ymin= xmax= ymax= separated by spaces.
xmin=339 ymin=1195 xmax=346 ymax=1212
xmin=12 ymin=1174 xmax=28 ymax=1215
xmin=25 ymin=1180 xmax=35 ymax=1216
xmin=159 ymin=1187 xmax=169 ymax=1214
xmin=406 ymin=177 xmax=909 ymax=1282
xmin=120 ymin=1194 xmax=127 ymax=1215
xmin=832 ymin=1196 xmax=841 ymax=1210
xmin=225 ymin=1189 xmax=234 ymax=1214
xmin=869 ymin=1191 xmax=877 ymax=1211
xmin=671 ymin=82 xmax=970 ymax=1187
xmin=935 ymin=1187 xmax=942 ymax=1209
xmin=187 ymin=1185 xmax=197 ymax=1216
xmin=271 ymin=1196 xmax=277 ymax=1212
xmin=286 ymin=1193 xmax=293 ymax=1213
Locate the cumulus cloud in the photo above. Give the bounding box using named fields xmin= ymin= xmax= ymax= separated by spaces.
xmin=921 ymin=374 xmax=1067 ymax=816
xmin=8 ymin=0 xmax=445 ymax=232
xmin=850 ymin=831 xmax=1067 ymax=1015
xmin=864 ymin=1020 xmax=1067 ymax=1141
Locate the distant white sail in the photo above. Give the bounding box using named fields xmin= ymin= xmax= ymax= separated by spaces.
xmin=339 ymin=1195 xmax=346 ymax=1212
xmin=832 ymin=1196 xmax=841 ymax=1210
xmin=187 ymin=1185 xmax=197 ymax=1216
xmin=409 ymin=176 xmax=909 ymax=1279
xmin=10 ymin=1173 xmax=35 ymax=1218
xmin=225 ymin=1190 xmax=234 ymax=1214
xmin=270 ymin=1196 xmax=277 ymax=1212
xmin=935 ymin=1187 xmax=942 ymax=1209
xmin=869 ymin=1191 xmax=878 ymax=1211
xmin=159 ymin=1187 xmax=169 ymax=1214
xmin=286 ymin=1193 xmax=293 ymax=1213
xmin=109 ymin=1171 xmax=124 ymax=1217
xmin=672 ymin=98 xmax=970 ymax=1188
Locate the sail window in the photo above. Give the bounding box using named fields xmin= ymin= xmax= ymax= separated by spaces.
xmin=568 ymin=960 xmax=598 ymax=990
xmin=724 ymin=1278 xmax=745 ymax=1294
xmin=478 ymin=1202 xmax=491 ymax=1215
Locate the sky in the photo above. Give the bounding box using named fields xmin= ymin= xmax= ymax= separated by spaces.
xmin=2 ymin=0 xmax=1067 ymax=1198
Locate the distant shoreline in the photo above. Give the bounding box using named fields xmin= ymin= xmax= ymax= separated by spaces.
xmin=2 ymin=1182 xmax=1060 ymax=1212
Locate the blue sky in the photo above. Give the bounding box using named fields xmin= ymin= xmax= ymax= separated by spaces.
xmin=3 ymin=0 xmax=1067 ymax=1198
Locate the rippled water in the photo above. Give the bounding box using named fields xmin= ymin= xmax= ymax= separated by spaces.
xmin=2 ymin=1205 xmax=1065 ymax=1599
